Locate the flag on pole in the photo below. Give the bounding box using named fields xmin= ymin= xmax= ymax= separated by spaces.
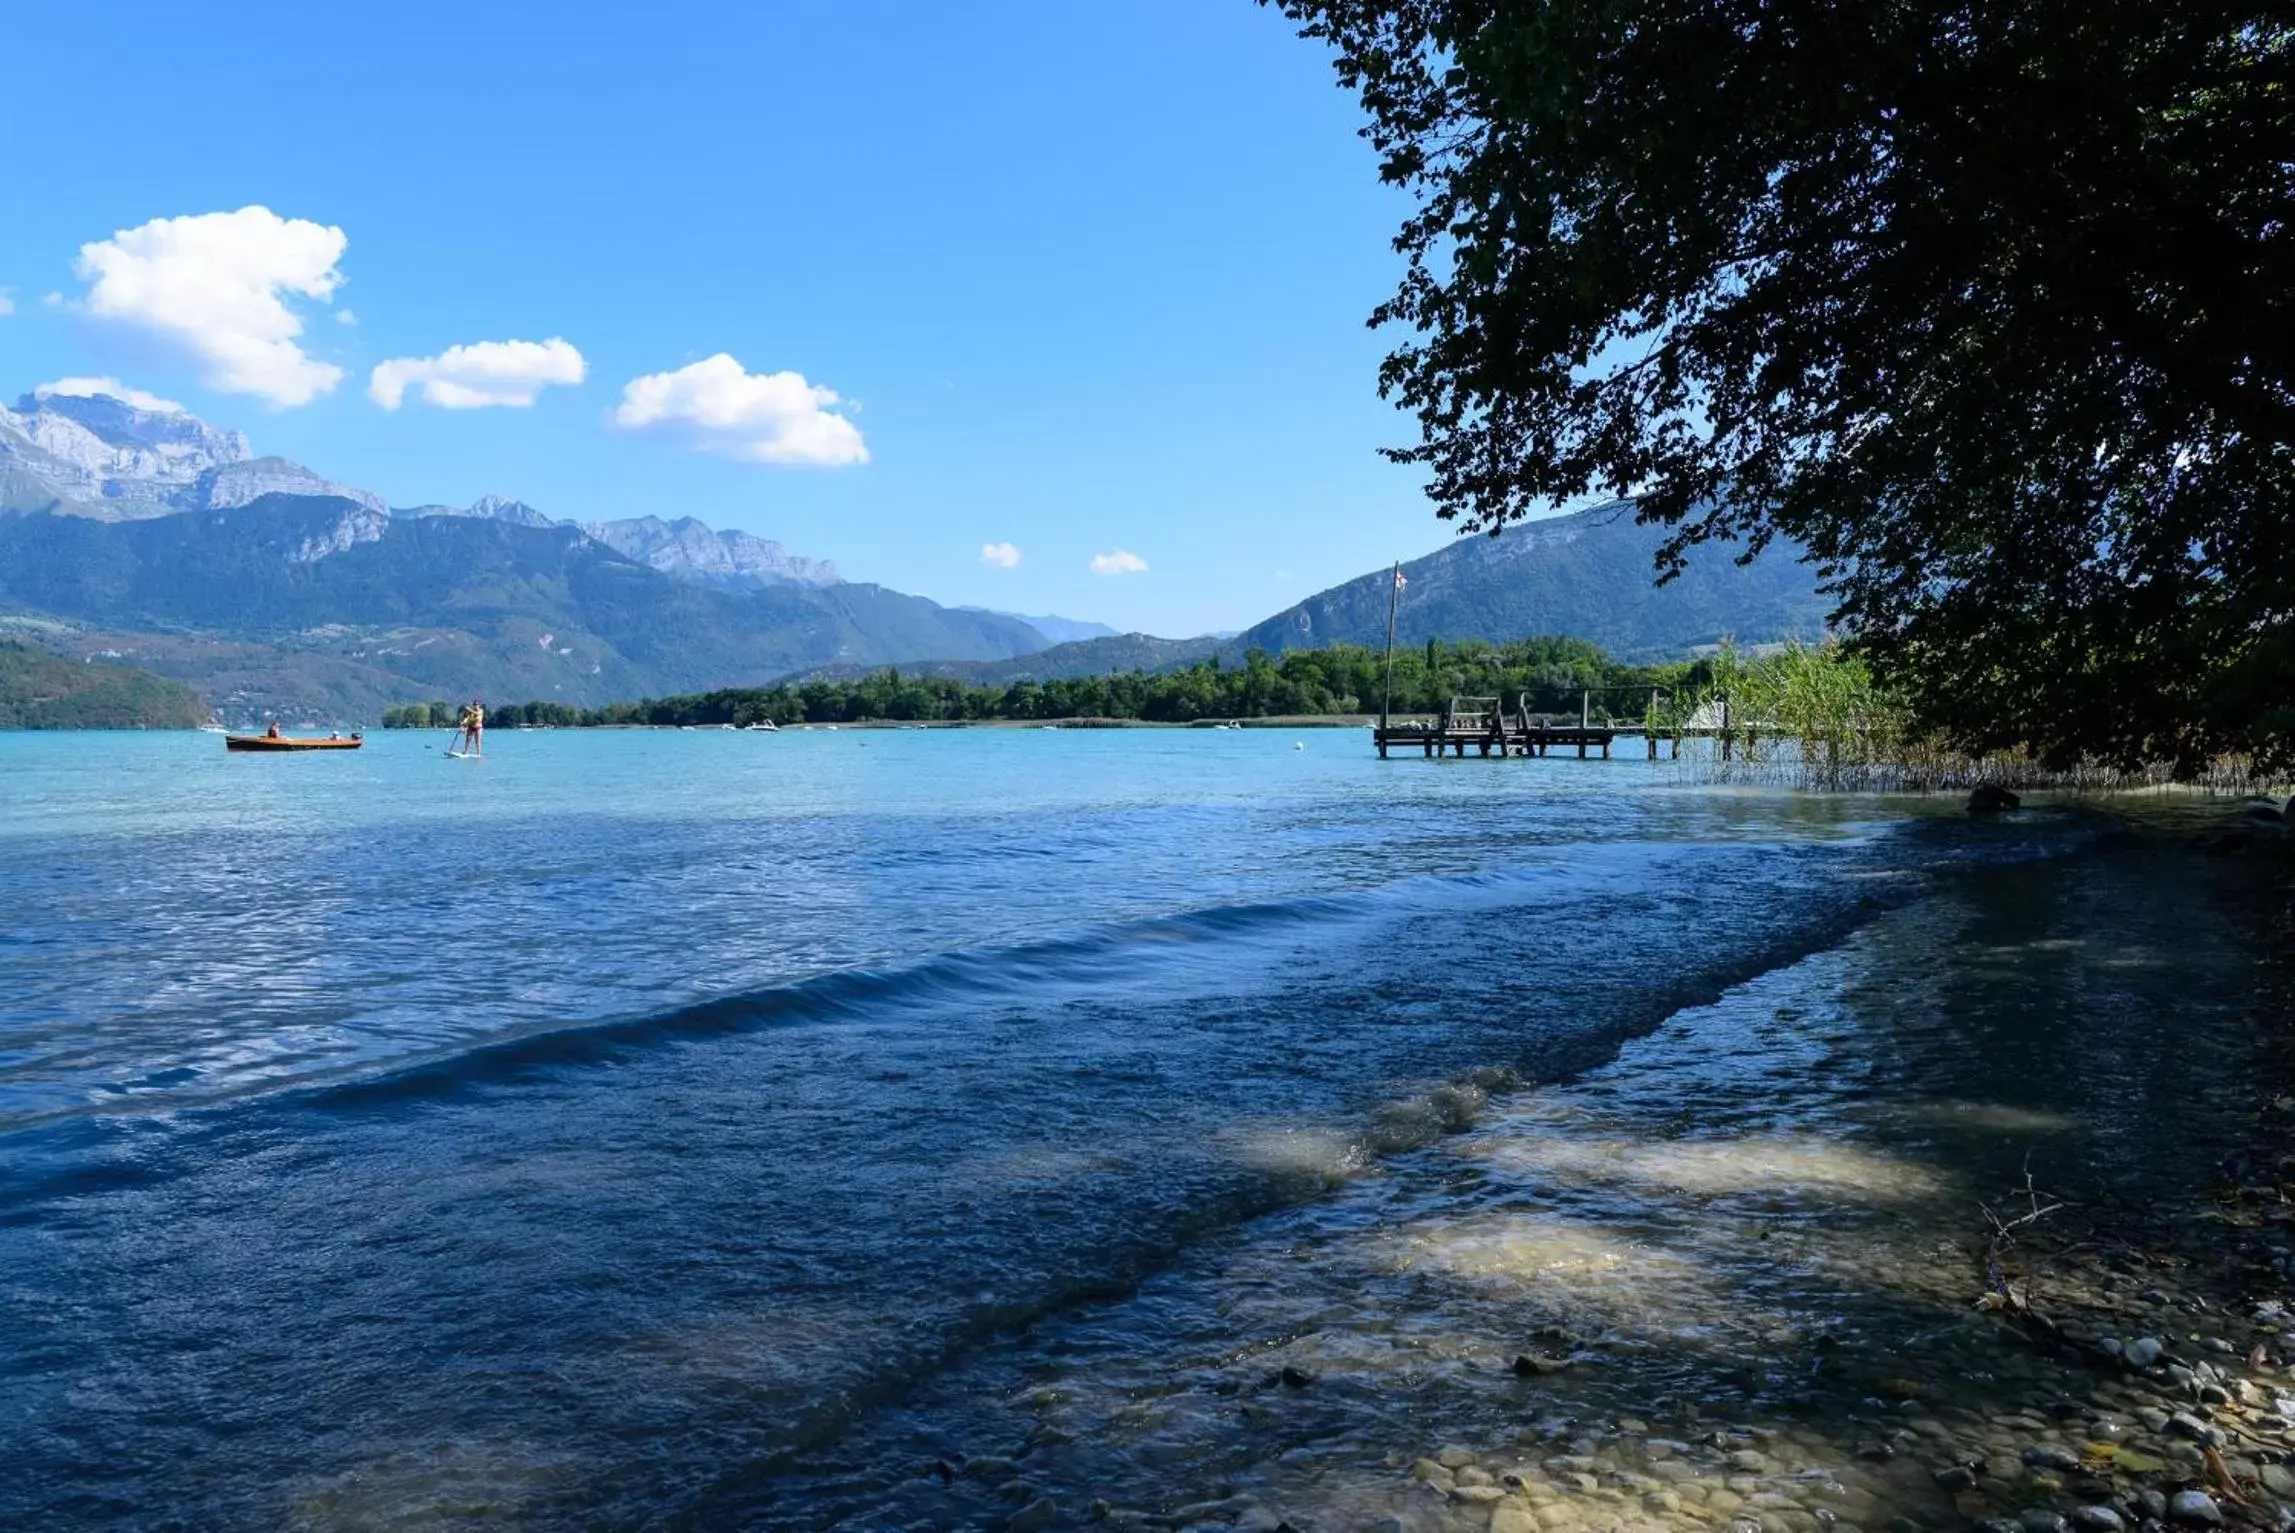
xmin=1393 ymin=568 xmax=1407 ymax=591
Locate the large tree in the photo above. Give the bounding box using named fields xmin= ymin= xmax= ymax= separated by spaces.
xmin=1268 ymin=0 xmax=2293 ymax=772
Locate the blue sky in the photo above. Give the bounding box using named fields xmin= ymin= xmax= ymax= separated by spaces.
xmin=0 ymin=0 xmax=1469 ymax=637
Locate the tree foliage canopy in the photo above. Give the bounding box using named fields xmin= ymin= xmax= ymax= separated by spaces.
xmin=1269 ymin=0 xmax=2294 ymax=771
xmin=389 ymin=639 xmax=1695 ymax=729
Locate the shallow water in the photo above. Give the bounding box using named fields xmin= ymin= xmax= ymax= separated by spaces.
xmin=0 ymin=729 xmax=2183 ymax=1527
xmin=788 ymin=840 xmax=2275 ymax=1532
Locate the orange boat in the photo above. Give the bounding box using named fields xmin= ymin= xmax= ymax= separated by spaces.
xmin=225 ymin=731 xmax=363 ymax=752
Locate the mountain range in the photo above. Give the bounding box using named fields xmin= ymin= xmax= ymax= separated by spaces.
xmin=797 ymin=501 xmax=1830 ymax=687
xmin=0 ymin=384 xmax=384 ymax=519
xmin=0 ymin=498 xmax=1053 ymax=721
xmin=0 ymin=387 xmax=1830 ymax=722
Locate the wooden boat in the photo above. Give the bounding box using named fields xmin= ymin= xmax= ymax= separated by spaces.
xmin=225 ymin=733 xmax=363 ymax=752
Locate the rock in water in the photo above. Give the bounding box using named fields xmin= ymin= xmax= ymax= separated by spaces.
xmin=2167 ymin=1490 xmax=2222 ymax=1525
xmin=1967 ymin=784 xmax=2022 ymax=813
xmin=1006 ymin=1498 xmax=1059 ymax=1532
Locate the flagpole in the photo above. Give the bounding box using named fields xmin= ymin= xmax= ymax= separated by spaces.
xmin=1381 ymin=561 xmax=1401 ymax=732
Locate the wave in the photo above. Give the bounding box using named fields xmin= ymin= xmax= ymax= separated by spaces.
xmin=0 ymin=810 xmax=2102 ymax=1191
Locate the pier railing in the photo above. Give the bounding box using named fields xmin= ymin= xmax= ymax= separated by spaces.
xmin=1372 ymin=689 xmax=1774 ymax=761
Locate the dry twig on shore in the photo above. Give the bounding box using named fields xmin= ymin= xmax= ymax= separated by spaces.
xmin=1979 ymin=1159 xmax=2071 ymax=1318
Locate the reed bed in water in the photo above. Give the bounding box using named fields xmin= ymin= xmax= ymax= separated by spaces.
xmin=1654 ymin=641 xmax=2279 ymax=795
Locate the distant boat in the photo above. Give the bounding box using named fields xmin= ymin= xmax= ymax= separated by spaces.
xmin=744 ymin=721 xmax=779 ymax=731
xmin=226 ymin=732 xmax=362 ymax=752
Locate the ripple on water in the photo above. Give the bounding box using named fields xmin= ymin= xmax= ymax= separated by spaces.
xmin=0 ymin=731 xmax=2148 ymax=1528
xmin=738 ymin=837 xmax=2275 ymax=1532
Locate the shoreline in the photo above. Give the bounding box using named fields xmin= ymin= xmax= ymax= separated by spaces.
xmin=1307 ymin=818 xmax=2295 ymax=1533
xmin=804 ymin=810 xmax=2295 ymax=1531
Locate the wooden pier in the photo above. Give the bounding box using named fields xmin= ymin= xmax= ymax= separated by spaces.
xmin=1373 ymin=694 xmax=1685 ymax=761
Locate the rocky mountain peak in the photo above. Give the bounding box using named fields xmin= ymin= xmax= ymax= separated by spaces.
xmin=466 ymin=493 xmax=557 ymax=528
xmin=18 ymin=384 xmax=254 ymax=468
xmin=1 ymin=386 xmax=255 ymax=513
xmin=189 ymin=457 xmax=387 ymax=516
xmin=0 ymin=382 xmax=842 ymax=588
xmin=580 ymin=514 xmax=839 ymax=588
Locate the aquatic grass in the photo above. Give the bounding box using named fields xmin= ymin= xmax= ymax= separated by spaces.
xmin=1663 ymin=640 xmax=2284 ymax=795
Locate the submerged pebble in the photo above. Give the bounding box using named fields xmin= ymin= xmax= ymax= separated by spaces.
xmin=2168 ymin=1490 xmax=2223 ymax=1525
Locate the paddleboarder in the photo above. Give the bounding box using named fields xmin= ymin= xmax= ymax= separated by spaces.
xmin=455 ymin=698 xmax=485 ymax=757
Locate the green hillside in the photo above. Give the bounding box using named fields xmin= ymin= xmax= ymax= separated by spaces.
xmin=0 ymin=496 xmax=1047 ymax=719
xmin=529 ymin=636 xmax=1691 ymax=727
xmin=0 ymin=639 xmax=212 ymax=728
xmin=1230 ymin=502 xmax=1828 ymax=662
xmin=794 ymin=632 xmax=1224 ymax=687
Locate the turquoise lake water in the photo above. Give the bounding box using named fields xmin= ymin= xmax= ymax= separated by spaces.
xmin=0 ymin=727 xmax=2096 ymax=1527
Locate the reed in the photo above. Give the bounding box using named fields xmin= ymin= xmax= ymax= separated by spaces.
xmin=1662 ymin=641 xmax=2277 ymax=795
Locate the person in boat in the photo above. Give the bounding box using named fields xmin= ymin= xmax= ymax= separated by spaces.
xmin=265 ymin=721 xmax=282 ymax=739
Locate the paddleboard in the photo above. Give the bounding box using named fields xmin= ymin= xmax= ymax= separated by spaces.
xmin=447 ymin=751 xmax=480 ymax=760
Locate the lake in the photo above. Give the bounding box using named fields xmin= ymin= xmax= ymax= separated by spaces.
xmin=0 ymin=728 xmax=2116 ymax=1527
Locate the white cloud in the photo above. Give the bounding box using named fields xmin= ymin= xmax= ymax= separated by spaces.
xmin=369 ymin=337 xmax=587 ymax=411
xmin=1090 ymin=549 xmax=1149 ymax=576
xmin=613 ymin=353 xmax=867 ymax=466
xmin=33 ymin=376 xmax=186 ymax=415
xmin=334 ymin=308 xmax=358 ymax=326
xmin=979 ymin=541 xmax=1021 ymax=568
xmin=41 ymin=291 xmax=62 ymax=309
xmin=0 ymin=288 xmax=14 ymax=317
xmin=72 ymin=206 xmax=347 ymax=407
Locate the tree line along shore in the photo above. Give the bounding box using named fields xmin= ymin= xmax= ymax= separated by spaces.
xmin=382 ymin=637 xmax=1702 ymax=731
